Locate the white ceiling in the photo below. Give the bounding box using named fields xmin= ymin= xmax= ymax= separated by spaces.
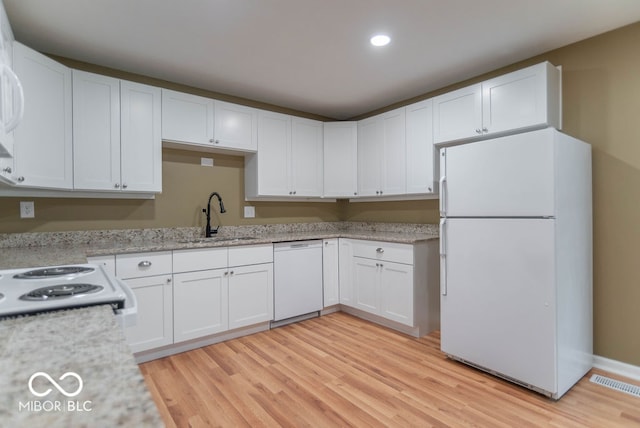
xmin=4 ymin=0 xmax=640 ymax=120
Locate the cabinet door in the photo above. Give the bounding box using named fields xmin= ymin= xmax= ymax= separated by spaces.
xmin=352 ymin=257 xmax=380 ymax=314
xmin=12 ymin=42 xmax=72 ymax=189
xmin=214 ymin=100 xmax=258 ymax=152
xmin=123 ymin=274 xmax=173 ymax=353
xmin=173 ymin=269 xmax=228 ymax=342
xmin=323 ymin=121 xmax=357 ymax=197
xmin=357 ymin=116 xmax=382 ymax=196
xmin=322 ymin=239 xmax=340 ymax=307
xmin=228 ymin=263 xmax=274 ymax=329
xmin=161 ymin=89 xmax=214 ymax=145
xmin=379 ymin=261 xmax=414 ymax=326
xmin=433 ymin=83 xmax=482 ymax=144
xmin=255 ymin=110 xmax=291 ymax=196
xmin=72 ymin=70 xmax=121 ymax=191
xmin=380 ymin=108 xmax=406 ymax=195
xmin=338 ymin=239 xmax=355 ymax=306
xmin=406 ymin=99 xmax=436 ymax=194
xmin=121 ymin=81 xmax=162 ymax=192
xmin=482 ymin=62 xmax=557 ymax=136
xmin=291 ymin=117 xmax=323 ymax=197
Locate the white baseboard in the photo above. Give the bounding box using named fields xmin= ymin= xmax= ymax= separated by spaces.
xmin=593 ymin=355 xmax=640 ymax=382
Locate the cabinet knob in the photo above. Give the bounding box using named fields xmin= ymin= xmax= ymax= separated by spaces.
xmin=138 ymin=260 xmax=152 ymax=268
xmin=475 ymin=128 xmax=482 ymax=134
xmin=376 ymin=191 xmax=380 ymax=195
xmin=289 ymin=191 xmax=293 ymax=195
xmin=428 ymin=187 xmax=432 ymax=192
xmin=166 ymin=278 xmax=172 ymax=283
xmin=114 ymin=183 xmax=120 ymax=189
xmin=230 ymin=270 xmax=234 ymax=275
xmin=17 ymin=176 xmax=24 ymax=182
xmin=209 ymin=138 xmax=214 ymax=143
xmin=2 ymin=167 xmax=11 ymax=174
xmin=354 ymin=192 xmax=357 ymax=196
xmin=224 ymin=271 xmax=229 ymax=276
xmin=482 ymin=127 xmax=488 ymax=133
xmin=376 ymin=247 xmax=384 ymax=254
xmin=122 ymin=183 xmax=128 ymax=189
xmin=293 ymin=191 xmax=296 ymax=195
xmin=209 ymin=138 xmax=220 ymax=144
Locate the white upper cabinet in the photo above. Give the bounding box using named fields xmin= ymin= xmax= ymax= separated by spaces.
xmin=214 ymin=100 xmax=258 ymax=151
xmin=245 ymin=110 xmax=291 ymax=197
xmin=245 ymin=111 xmax=323 ymax=198
xmin=405 ymin=99 xmax=437 ymax=194
xmin=0 ymin=0 xmax=22 ymax=161
xmin=12 ymin=42 xmax=72 ymax=189
xmin=357 ymin=107 xmax=406 ymax=197
xmin=73 ymin=70 xmax=121 ymax=191
xmin=73 ymin=71 xmax=161 ymax=193
xmin=434 ymin=62 xmax=562 ymax=145
xmin=120 ymin=80 xmax=162 ymax=192
xmin=161 ymin=89 xmax=257 ymax=153
xmin=291 ymin=116 xmax=323 ymax=197
xmin=323 ymin=121 xmax=357 ymax=198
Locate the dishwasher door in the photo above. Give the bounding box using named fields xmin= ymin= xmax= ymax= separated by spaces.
xmin=273 ymin=240 xmax=323 ymax=322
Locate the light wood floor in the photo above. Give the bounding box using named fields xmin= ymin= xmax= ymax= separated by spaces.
xmin=140 ymin=312 xmax=640 ymax=427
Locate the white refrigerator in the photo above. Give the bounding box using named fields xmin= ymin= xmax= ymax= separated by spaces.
xmin=438 ymin=127 xmax=592 ymax=399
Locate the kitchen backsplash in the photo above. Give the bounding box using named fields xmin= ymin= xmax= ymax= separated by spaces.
xmin=0 ymin=222 xmax=439 ymax=248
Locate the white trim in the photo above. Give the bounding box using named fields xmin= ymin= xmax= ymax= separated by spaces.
xmin=593 ymin=355 xmax=640 ymax=382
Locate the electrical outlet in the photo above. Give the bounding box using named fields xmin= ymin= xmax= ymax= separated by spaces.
xmin=243 ymin=206 xmax=255 ymax=218
xmin=20 ymin=201 xmax=35 ymax=218
xmin=201 ymin=157 xmax=214 ymax=167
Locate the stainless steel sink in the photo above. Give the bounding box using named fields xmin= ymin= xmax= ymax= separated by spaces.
xmin=178 ymin=236 xmax=256 ymax=244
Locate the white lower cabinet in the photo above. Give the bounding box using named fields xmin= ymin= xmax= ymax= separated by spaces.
xmin=173 ymin=268 xmax=228 ymax=343
xmin=123 ymin=274 xmax=173 ymax=353
xmin=228 ymin=263 xmax=273 ymax=329
xmin=322 ymin=238 xmax=340 ymax=308
xmin=116 ymin=251 xmax=173 ymax=354
xmin=338 ymin=238 xmax=354 ymax=306
xmin=342 ymin=238 xmax=439 ymax=336
xmin=352 ymin=257 xmax=413 ymax=323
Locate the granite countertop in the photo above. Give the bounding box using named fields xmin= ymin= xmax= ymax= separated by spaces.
xmin=0 ymin=305 xmax=162 ymax=427
xmin=0 ymin=222 xmax=439 ymax=269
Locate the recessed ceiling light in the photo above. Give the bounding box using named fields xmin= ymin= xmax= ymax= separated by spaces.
xmin=370 ymin=34 xmax=390 ymax=47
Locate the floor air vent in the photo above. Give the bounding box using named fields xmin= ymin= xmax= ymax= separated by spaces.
xmin=590 ymin=374 xmax=640 ymax=398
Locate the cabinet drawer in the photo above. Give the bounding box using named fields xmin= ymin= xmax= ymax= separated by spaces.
xmin=228 ymin=244 xmax=273 ymax=267
xmin=173 ymin=247 xmax=228 ymax=273
xmin=116 ymin=251 xmax=172 ymax=279
xmin=351 ymin=240 xmax=413 ymax=265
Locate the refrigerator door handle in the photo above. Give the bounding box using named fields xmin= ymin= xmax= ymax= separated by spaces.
xmin=440 ymin=218 xmax=447 ymax=296
xmin=439 ymin=175 xmax=447 ymax=216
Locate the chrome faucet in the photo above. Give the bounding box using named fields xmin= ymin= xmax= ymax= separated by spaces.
xmin=202 ymin=192 xmax=226 ymax=237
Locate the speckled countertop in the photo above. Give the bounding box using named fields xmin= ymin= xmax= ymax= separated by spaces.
xmin=0 ymin=222 xmax=439 ymax=269
xmin=0 ymin=305 xmax=162 ymax=427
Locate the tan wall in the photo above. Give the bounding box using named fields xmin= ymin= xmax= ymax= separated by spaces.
xmin=1 ymin=22 xmax=639 ymax=365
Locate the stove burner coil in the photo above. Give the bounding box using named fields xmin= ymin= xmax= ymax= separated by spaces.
xmin=19 ymin=284 xmax=103 ymax=301
xmin=13 ymin=266 xmax=95 ymax=279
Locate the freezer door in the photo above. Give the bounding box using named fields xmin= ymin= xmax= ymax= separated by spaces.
xmin=440 ymin=128 xmax=555 ymax=217
xmin=440 ymin=218 xmax=557 ymax=394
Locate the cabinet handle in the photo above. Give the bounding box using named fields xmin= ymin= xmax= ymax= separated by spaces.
xmin=2 ymin=64 xmax=24 ymax=132
xmin=114 ymin=183 xmax=120 ymax=189
xmin=475 ymin=128 xmax=482 ymax=134
xmin=122 ymin=183 xmax=128 ymax=189
xmin=376 ymin=247 xmax=384 ymax=254
xmin=138 ymin=260 xmax=152 ymax=268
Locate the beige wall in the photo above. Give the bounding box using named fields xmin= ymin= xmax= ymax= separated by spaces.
xmin=1 ymin=22 xmax=639 ymax=365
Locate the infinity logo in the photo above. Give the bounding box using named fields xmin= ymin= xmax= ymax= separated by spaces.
xmin=28 ymin=372 xmax=83 ymax=398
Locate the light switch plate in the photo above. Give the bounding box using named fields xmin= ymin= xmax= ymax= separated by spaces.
xmin=243 ymin=206 xmax=255 ymax=218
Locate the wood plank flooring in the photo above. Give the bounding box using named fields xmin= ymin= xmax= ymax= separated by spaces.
xmin=140 ymin=312 xmax=640 ymax=427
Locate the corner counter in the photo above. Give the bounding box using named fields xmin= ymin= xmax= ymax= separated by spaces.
xmin=0 ymin=305 xmax=162 ymax=426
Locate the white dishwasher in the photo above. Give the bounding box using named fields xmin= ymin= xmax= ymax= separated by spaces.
xmin=272 ymin=240 xmax=323 ymax=325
